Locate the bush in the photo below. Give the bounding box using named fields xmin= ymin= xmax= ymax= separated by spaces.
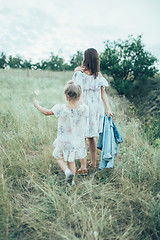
xmin=100 ymin=35 xmax=158 ymax=97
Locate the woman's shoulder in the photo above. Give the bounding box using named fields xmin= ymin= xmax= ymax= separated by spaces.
xmin=97 ymin=73 xmax=109 ymax=87
xmin=98 ymin=72 xmax=102 ymax=77
xmin=74 ymin=66 xmax=84 ymax=72
xmin=95 ymin=72 xmax=105 ymax=80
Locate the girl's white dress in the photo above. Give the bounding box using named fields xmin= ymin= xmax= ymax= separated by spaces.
xmin=52 ymin=104 xmax=89 ymax=162
xmin=72 ymin=71 xmax=109 ymax=138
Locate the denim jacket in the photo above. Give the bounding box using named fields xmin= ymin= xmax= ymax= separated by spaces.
xmin=97 ymin=115 xmax=123 ymax=169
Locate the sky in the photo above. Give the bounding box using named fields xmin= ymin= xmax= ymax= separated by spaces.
xmin=0 ymin=0 xmax=160 ymax=69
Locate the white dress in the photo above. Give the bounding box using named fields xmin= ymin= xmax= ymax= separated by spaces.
xmin=52 ymin=104 xmax=89 ymax=162
xmin=72 ymin=71 xmax=109 ymax=137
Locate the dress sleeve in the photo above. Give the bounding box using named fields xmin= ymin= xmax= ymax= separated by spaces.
xmin=72 ymin=71 xmax=83 ymax=86
xmin=98 ymin=76 xmax=109 ymax=88
xmin=51 ymin=104 xmax=61 ymax=118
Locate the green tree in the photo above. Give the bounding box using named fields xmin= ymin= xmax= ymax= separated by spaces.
xmin=33 ymin=62 xmax=41 ymax=70
xmin=8 ymin=55 xmax=22 ymax=69
xmin=40 ymin=59 xmax=49 ymax=70
xmin=70 ymin=51 xmax=83 ymax=70
xmin=62 ymin=63 xmax=72 ymax=71
xmin=21 ymin=59 xmax=32 ymax=69
xmin=100 ymin=35 xmax=158 ymax=96
xmin=48 ymin=52 xmax=65 ymax=71
xmin=0 ymin=52 xmax=7 ymax=68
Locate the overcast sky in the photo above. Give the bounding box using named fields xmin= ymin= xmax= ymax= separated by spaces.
xmin=0 ymin=0 xmax=160 ymax=69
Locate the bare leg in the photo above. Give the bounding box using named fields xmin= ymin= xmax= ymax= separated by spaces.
xmin=68 ymin=161 xmax=76 ymax=176
xmin=88 ymin=137 xmax=97 ymax=167
xmin=80 ymin=157 xmax=86 ymax=169
xmin=56 ymin=159 xmax=74 ymax=184
xmin=80 ymin=139 xmax=87 ymax=169
xmin=56 ymin=159 xmax=68 ymax=173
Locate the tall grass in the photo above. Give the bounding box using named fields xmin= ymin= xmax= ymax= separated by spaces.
xmin=0 ymin=69 xmax=159 ymax=240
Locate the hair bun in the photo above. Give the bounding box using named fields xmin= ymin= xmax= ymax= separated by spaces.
xmin=67 ymin=80 xmax=74 ymax=85
xmin=64 ymin=81 xmax=82 ymax=100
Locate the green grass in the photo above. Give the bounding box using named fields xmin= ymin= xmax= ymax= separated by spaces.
xmin=0 ymin=69 xmax=159 ymax=240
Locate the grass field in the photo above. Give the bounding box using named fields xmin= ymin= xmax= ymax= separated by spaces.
xmin=0 ymin=69 xmax=159 ymax=240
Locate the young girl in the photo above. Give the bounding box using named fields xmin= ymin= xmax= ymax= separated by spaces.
xmin=72 ymin=48 xmax=112 ymax=173
xmin=34 ymin=81 xmax=89 ymax=185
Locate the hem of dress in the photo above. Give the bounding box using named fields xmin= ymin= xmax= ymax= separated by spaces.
xmin=52 ymin=152 xmax=87 ymax=162
xmin=85 ymin=132 xmax=102 ymax=138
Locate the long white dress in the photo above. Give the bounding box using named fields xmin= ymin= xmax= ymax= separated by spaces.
xmin=52 ymin=104 xmax=89 ymax=162
xmin=72 ymin=71 xmax=109 ymax=138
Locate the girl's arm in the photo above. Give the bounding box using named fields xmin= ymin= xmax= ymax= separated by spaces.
xmin=34 ymin=100 xmax=54 ymax=116
xmin=101 ymin=86 xmax=113 ymax=117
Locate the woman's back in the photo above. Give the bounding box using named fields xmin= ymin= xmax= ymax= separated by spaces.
xmin=71 ymin=48 xmax=112 ymax=170
xmin=72 ymin=70 xmax=108 ymax=137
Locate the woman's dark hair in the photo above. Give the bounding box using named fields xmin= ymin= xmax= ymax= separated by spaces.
xmin=83 ymin=48 xmax=100 ymax=78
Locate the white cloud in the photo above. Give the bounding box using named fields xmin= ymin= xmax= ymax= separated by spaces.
xmin=0 ymin=0 xmax=160 ymax=68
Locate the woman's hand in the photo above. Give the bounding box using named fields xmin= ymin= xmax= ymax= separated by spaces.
xmin=101 ymin=87 xmax=113 ymax=118
xmin=107 ymin=111 xmax=113 ymax=118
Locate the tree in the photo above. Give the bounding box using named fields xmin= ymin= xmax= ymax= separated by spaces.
xmin=0 ymin=52 xmax=7 ymax=68
xmin=40 ymin=59 xmax=49 ymax=70
xmin=21 ymin=59 xmax=32 ymax=69
xmin=100 ymin=35 xmax=158 ymax=96
xmin=48 ymin=52 xmax=65 ymax=71
xmin=62 ymin=63 xmax=72 ymax=71
xmin=70 ymin=51 xmax=83 ymax=70
xmin=8 ymin=55 xmax=22 ymax=69
xmin=33 ymin=62 xmax=41 ymax=70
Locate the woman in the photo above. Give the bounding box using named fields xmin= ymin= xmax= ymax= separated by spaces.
xmin=72 ymin=48 xmax=112 ymax=174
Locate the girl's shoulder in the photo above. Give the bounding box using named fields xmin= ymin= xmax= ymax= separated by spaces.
xmin=80 ymin=103 xmax=89 ymax=113
xmin=52 ymin=104 xmax=64 ymax=117
xmin=52 ymin=103 xmax=67 ymax=112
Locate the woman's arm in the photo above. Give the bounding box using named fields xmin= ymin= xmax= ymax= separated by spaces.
xmin=34 ymin=100 xmax=54 ymax=116
xmin=101 ymin=86 xmax=112 ymax=117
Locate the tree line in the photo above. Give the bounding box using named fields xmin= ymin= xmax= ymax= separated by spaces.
xmin=0 ymin=50 xmax=83 ymax=71
xmin=0 ymin=35 xmax=158 ymax=97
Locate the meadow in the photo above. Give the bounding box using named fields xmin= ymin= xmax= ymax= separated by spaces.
xmin=0 ymin=69 xmax=159 ymax=240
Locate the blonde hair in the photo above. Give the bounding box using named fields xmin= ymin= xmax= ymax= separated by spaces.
xmin=64 ymin=80 xmax=82 ymax=100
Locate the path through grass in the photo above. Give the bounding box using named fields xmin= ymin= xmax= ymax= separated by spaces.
xmin=0 ymin=70 xmax=159 ymax=239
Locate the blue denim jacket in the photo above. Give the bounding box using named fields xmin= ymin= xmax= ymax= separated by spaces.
xmin=97 ymin=115 xmax=123 ymax=169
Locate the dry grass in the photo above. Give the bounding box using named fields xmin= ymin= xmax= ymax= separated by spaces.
xmin=0 ymin=69 xmax=159 ymax=240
